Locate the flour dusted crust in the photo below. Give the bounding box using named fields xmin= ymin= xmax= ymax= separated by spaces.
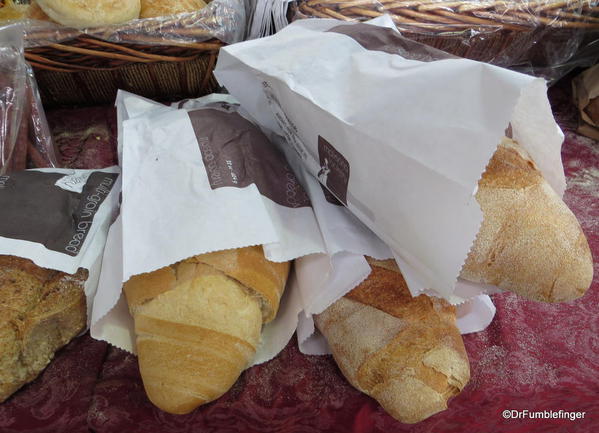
xmin=140 ymin=0 xmax=207 ymax=18
xmin=316 ymin=263 xmax=470 ymax=424
xmin=461 ymin=137 xmax=593 ymax=302
xmin=37 ymin=0 xmax=140 ymax=28
xmin=0 ymin=255 xmax=87 ymax=402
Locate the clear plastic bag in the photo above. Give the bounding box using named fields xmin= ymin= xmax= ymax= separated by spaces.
xmin=287 ymin=0 xmax=599 ymax=82
xmin=3 ymin=0 xmax=247 ymax=47
xmin=0 ymin=22 xmax=57 ymax=174
xmin=0 ymin=22 xmax=27 ymax=174
xmin=25 ymin=62 xmax=58 ymax=168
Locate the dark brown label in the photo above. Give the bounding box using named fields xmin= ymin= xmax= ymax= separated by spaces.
xmin=0 ymin=171 xmax=118 ymax=256
xmin=188 ymin=109 xmax=310 ymax=208
xmin=327 ymin=24 xmax=455 ymax=62
xmin=319 ymin=183 xmax=343 ymax=206
xmin=318 ymin=136 xmax=349 ymax=206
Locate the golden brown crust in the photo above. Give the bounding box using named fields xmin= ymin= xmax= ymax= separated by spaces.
xmin=316 ymin=263 xmax=469 ymax=424
xmin=0 ymin=256 xmax=87 ymax=402
xmin=346 ymin=264 xmax=456 ymax=322
xmin=123 ymin=246 xmax=289 ymax=414
xmin=123 ymin=266 xmax=176 ymax=312
xmin=462 ymin=138 xmax=593 ymax=302
xmin=365 ymin=257 xmax=400 ymax=273
xmin=478 ymin=137 xmax=542 ymax=189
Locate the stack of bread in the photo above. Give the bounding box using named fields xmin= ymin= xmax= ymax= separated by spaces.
xmin=315 ymin=137 xmax=593 ymax=423
xmin=0 ymin=0 xmax=207 ymax=27
xmin=0 ymin=130 xmax=591 ymax=422
xmin=113 ymin=135 xmax=592 ymax=421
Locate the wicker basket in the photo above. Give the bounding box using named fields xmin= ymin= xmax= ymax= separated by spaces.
xmin=25 ymin=37 xmax=224 ymax=107
xmin=295 ymin=0 xmax=599 ymax=64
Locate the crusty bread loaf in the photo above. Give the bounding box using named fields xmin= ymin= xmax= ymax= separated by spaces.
xmin=36 ymin=0 xmax=140 ymax=28
xmin=123 ymin=246 xmax=289 ymax=414
xmin=0 ymin=255 xmax=87 ymax=402
xmin=315 ymin=258 xmax=470 ymax=424
xmin=140 ymin=0 xmax=207 ymax=18
xmin=461 ymin=137 xmax=593 ymax=302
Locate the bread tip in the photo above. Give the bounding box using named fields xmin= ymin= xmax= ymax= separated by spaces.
xmin=144 ymin=384 xmax=206 ymax=415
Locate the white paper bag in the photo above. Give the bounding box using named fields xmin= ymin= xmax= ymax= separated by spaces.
xmin=0 ymin=167 xmax=120 ymax=324
xmin=284 ymin=154 xmax=496 ymax=355
xmin=214 ymin=16 xmax=565 ymax=301
xmin=91 ymin=92 xmax=325 ymax=365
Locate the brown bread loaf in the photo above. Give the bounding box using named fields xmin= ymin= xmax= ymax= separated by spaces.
xmin=0 ymin=255 xmax=87 ymax=402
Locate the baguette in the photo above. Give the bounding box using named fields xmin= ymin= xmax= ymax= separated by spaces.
xmin=315 ymin=258 xmax=469 ymax=424
xmin=461 ymin=137 xmax=593 ymax=302
xmin=123 ymin=246 xmax=289 ymax=414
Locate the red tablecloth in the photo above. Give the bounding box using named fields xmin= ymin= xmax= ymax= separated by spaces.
xmin=0 ymin=80 xmax=597 ymax=433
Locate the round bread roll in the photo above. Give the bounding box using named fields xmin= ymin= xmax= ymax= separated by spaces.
xmin=36 ymin=0 xmax=141 ymax=28
xmin=140 ymin=0 xmax=207 ymax=18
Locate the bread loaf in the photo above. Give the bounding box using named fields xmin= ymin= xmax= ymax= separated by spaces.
xmin=123 ymin=246 xmax=289 ymax=414
xmin=0 ymin=255 xmax=87 ymax=402
xmin=36 ymin=0 xmax=140 ymax=28
xmin=462 ymin=137 xmax=593 ymax=302
xmin=140 ymin=0 xmax=207 ymax=18
xmin=315 ymin=258 xmax=470 ymax=424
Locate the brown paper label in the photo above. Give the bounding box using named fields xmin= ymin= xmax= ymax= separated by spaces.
xmin=0 ymin=171 xmax=118 ymax=256
xmin=320 ymin=183 xmax=343 ymax=206
xmin=188 ymin=109 xmax=310 ymax=208
xmin=318 ymin=136 xmax=350 ymax=206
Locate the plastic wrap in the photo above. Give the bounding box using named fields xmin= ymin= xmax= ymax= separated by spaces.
xmin=2 ymin=0 xmax=247 ymax=47
xmin=25 ymin=63 xmax=58 ymax=167
xmin=0 ymin=22 xmax=57 ymax=174
xmin=1 ymin=22 xmax=28 ymax=174
xmin=283 ymin=0 xmax=599 ymax=81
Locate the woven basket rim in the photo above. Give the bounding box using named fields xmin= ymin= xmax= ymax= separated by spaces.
xmin=298 ymin=0 xmax=599 ymax=32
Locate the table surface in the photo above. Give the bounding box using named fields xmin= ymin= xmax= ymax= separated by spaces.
xmin=0 ymin=79 xmax=597 ymax=433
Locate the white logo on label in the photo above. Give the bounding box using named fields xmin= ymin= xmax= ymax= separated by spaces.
xmin=55 ymin=171 xmax=92 ymax=193
xmin=318 ymin=158 xmax=330 ymax=185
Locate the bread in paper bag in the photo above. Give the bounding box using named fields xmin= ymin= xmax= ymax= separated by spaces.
xmin=109 ymin=93 xmax=323 ymax=414
xmin=0 ymin=168 xmax=120 ymax=402
xmin=316 ymin=258 xmax=469 ymax=424
xmin=123 ymin=246 xmax=289 ymax=414
xmin=462 ymin=138 xmax=593 ymax=302
xmin=214 ymin=18 xmax=592 ymax=304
